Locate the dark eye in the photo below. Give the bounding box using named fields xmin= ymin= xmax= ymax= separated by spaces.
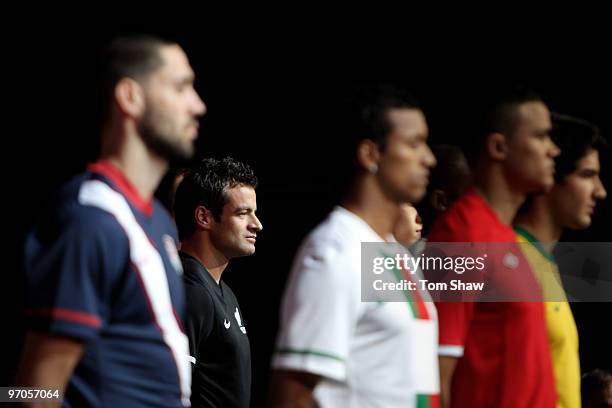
xmin=407 ymin=139 xmax=420 ymax=148
xmin=580 ymin=171 xmax=597 ymax=178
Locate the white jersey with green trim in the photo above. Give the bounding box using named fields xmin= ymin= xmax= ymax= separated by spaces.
xmin=272 ymin=206 xmax=439 ymax=407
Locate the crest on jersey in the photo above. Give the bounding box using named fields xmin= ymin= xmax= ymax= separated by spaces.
xmin=503 ymin=252 xmax=519 ymax=269
xmin=163 ymin=234 xmax=183 ymax=275
xmin=234 ymin=307 xmax=247 ymax=334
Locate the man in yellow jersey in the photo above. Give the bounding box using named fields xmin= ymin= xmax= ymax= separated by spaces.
xmin=514 ymin=114 xmax=608 ymax=408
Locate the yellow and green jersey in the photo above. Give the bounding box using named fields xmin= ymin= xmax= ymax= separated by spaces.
xmin=515 ymin=225 xmax=580 ymax=408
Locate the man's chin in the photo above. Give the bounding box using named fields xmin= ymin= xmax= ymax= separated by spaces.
xmin=405 ymin=189 xmax=426 ymax=205
xmin=232 ymin=246 xmax=256 ymax=258
xmin=165 ymin=145 xmax=195 ymax=166
xmin=576 ymin=216 xmax=592 ymax=230
xmin=530 ymin=178 xmax=555 ymax=194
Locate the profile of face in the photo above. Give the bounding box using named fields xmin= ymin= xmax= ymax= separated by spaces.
xmin=428 ymin=148 xmax=472 ymax=213
xmin=139 ymin=44 xmax=207 ymax=163
xmin=394 ymin=204 xmax=423 ymax=245
xmin=549 ymin=149 xmax=607 ymax=230
xmin=376 ymin=108 xmax=437 ymax=203
xmin=584 ymin=380 xmax=612 ymax=408
xmin=209 ymin=185 xmax=263 ymax=259
xmin=503 ymin=101 xmax=560 ymax=192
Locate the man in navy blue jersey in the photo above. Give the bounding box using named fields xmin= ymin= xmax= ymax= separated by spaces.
xmin=16 ymin=35 xmax=206 ymax=407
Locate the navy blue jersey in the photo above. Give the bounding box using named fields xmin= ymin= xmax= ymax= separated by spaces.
xmin=24 ymin=161 xmax=191 ymax=407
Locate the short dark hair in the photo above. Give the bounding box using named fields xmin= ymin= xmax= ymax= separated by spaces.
xmin=582 ymin=369 xmax=612 ymax=407
xmin=346 ymin=84 xmax=421 ymax=151
xmin=551 ymin=113 xmax=608 ymax=182
xmin=417 ymin=144 xmax=472 ymax=230
xmin=174 ymin=157 xmax=258 ymax=241
xmin=464 ymin=85 xmax=544 ymax=165
xmin=334 ymin=84 xmax=421 ymax=190
xmin=96 ymin=34 xmax=176 ymax=124
xmin=428 ymin=144 xmax=471 ymax=199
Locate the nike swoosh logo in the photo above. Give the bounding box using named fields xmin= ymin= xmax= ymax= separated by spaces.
xmin=224 ymin=319 xmax=231 ymax=329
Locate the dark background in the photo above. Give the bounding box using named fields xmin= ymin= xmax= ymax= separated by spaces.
xmin=4 ymin=18 xmax=611 ymax=405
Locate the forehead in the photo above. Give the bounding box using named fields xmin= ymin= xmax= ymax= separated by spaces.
xmin=405 ymin=204 xmax=418 ymax=216
xmin=152 ymin=44 xmax=194 ymax=81
xmin=387 ymin=108 xmax=428 ymax=136
xmin=224 ymin=185 xmax=257 ymax=207
xmin=575 ymin=148 xmax=601 ymax=170
xmin=516 ymin=101 xmax=551 ymax=128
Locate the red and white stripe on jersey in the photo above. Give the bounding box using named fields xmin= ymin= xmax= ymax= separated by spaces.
xmin=79 ymin=180 xmax=191 ymax=407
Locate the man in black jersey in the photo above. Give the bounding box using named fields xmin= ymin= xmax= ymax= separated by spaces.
xmin=173 ymin=156 xmax=263 ymax=408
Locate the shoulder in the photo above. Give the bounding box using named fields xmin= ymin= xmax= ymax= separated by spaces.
xmin=429 ymin=191 xmax=505 ymax=242
xmin=181 ymin=253 xmax=205 ymax=282
xmin=184 ymin=276 xmax=216 ymax=314
xmin=301 ymin=209 xmax=365 ymax=261
xmin=181 ymin=255 xmax=216 ymax=305
xmin=288 ymin=209 xmax=367 ymax=291
xmin=152 ymin=199 xmax=179 ymax=239
xmin=33 ymin=173 xmax=129 ymax=246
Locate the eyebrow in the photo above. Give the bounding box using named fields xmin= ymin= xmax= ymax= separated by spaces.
xmin=407 ymin=132 xmax=428 ymax=142
xmin=535 ymin=127 xmax=552 ymax=136
xmin=234 ymin=206 xmax=256 ymax=213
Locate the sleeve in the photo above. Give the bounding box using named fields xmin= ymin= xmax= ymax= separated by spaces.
xmin=184 ymin=282 xmax=214 ymax=366
xmin=430 ymin=245 xmax=482 ymax=357
xmin=272 ymin=241 xmax=361 ymax=381
xmin=23 ymin=211 xmax=127 ymax=341
xmin=427 ymin=218 xmax=477 ymax=358
xmin=435 ymin=301 xmax=475 ymax=357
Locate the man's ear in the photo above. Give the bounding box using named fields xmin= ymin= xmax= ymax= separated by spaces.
xmin=194 ymin=206 xmax=214 ymax=231
xmin=430 ymin=189 xmax=449 ymax=212
xmin=485 ymin=132 xmax=509 ymax=161
xmin=114 ymin=78 xmax=145 ymax=118
xmin=356 ymin=139 xmax=381 ymax=174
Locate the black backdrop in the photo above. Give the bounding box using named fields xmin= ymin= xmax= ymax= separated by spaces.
xmin=5 ymin=20 xmax=611 ymax=405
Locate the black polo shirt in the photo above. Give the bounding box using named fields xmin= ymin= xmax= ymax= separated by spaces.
xmin=180 ymin=252 xmax=251 ymax=408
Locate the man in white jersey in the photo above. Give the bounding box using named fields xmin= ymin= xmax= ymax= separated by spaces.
xmin=268 ymin=85 xmax=439 ymax=408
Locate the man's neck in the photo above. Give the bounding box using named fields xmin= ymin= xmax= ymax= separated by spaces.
xmin=474 ymin=164 xmax=526 ymax=226
xmin=342 ymin=176 xmax=400 ymax=240
xmin=100 ymin=121 xmax=168 ymax=200
xmin=515 ymin=196 xmax=562 ymax=252
xmin=180 ymin=238 xmax=229 ymax=284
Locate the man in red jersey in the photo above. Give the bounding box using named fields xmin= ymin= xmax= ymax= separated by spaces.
xmin=429 ymin=86 xmax=559 ymax=408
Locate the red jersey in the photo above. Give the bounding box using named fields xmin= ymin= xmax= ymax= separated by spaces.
xmin=429 ymin=188 xmax=556 ymax=408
